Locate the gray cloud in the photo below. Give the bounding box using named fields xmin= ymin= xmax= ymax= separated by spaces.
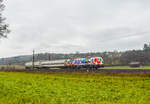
xmin=0 ymin=0 xmax=150 ymax=57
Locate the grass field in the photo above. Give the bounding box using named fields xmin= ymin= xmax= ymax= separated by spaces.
xmin=102 ymin=66 xmax=150 ymax=69
xmin=0 ymin=72 xmax=149 ymax=104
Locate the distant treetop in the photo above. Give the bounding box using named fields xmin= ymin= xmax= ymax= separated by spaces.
xmin=143 ymin=43 xmax=150 ymax=51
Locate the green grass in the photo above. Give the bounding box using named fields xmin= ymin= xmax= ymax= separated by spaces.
xmin=0 ymin=72 xmax=149 ymax=104
xmin=102 ymin=66 xmax=150 ymax=69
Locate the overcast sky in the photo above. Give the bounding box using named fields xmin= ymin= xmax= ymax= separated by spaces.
xmin=0 ymin=0 xmax=150 ymax=58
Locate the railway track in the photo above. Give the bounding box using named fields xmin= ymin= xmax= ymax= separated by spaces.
xmin=34 ymin=69 xmax=150 ymax=73
xmin=1 ymin=68 xmax=150 ymax=73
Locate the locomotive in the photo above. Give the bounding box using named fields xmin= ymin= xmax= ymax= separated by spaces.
xmin=25 ymin=57 xmax=104 ymax=69
xmin=65 ymin=57 xmax=104 ymax=69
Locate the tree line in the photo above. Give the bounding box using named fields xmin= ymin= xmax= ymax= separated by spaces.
xmin=0 ymin=43 xmax=150 ymax=66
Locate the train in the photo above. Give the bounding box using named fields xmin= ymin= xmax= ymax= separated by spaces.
xmin=25 ymin=57 xmax=104 ymax=69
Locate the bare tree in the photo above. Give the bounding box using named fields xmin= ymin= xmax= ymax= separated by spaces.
xmin=0 ymin=0 xmax=9 ymax=38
